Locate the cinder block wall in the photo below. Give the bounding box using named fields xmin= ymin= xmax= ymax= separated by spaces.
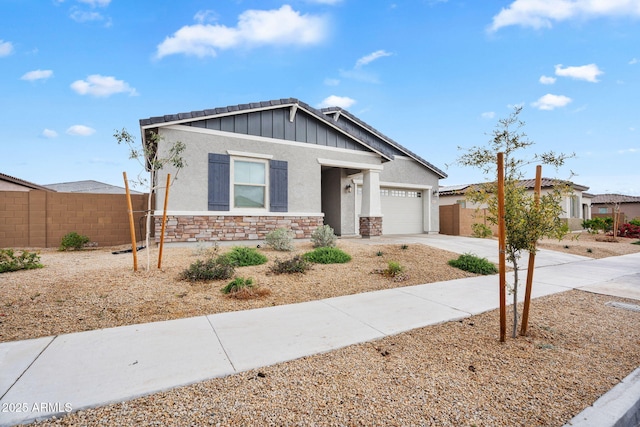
xmin=0 ymin=191 xmax=150 ymax=248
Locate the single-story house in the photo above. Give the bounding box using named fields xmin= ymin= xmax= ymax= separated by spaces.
xmin=0 ymin=172 xmax=53 ymax=192
xmin=438 ymin=178 xmax=592 ymax=231
xmin=139 ymin=98 xmax=447 ymax=243
xmin=591 ymin=194 xmax=640 ymax=223
xmin=43 ymin=180 xmax=141 ymax=195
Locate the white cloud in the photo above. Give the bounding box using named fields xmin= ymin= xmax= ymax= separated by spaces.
xmin=555 ymin=63 xmax=603 ymax=82
xmin=41 ymin=129 xmax=58 ymax=138
xmin=489 ymin=0 xmax=640 ymax=32
xmin=630 ymin=58 xmax=639 ymax=64
xmin=318 ymin=95 xmax=356 ymax=109
xmin=355 ymin=50 xmax=392 ymax=68
xmin=617 ymin=148 xmax=638 ymax=154
xmin=194 ymin=10 xmax=218 ymax=24
xmin=70 ymin=10 xmax=104 ymax=22
xmin=156 ymin=5 xmax=328 ymax=59
xmin=539 ymin=75 xmax=556 ymax=84
xmin=324 ymin=78 xmax=340 ymax=86
xmin=66 ymin=125 xmax=96 ymax=136
xmin=77 ymin=0 xmax=111 ymax=6
xmin=21 ymin=69 xmax=53 ymax=81
xmin=70 ymin=74 xmax=138 ymax=97
xmin=0 ymin=40 xmax=14 ymax=57
xmin=531 ymin=93 xmax=572 ymax=110
xmin=481 ymin=111 xmax=496 ymax=119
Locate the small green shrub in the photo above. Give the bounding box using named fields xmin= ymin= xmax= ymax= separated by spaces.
xmin=222 ymin=246 xmax=268 ymax=267
xmin=180 ymin=257 xmax=235 ymax=281
xmin=0 ymin=249 xmax=44 ymax=273
xmin=582 ymin=217 xmax=612 ymax=234
xmin=448 ymin=253 xmax=498 ymax=275
xmin=630 ymin=218 xmax=640 ymax=227
xmin=221 ymin=277 xmax=254 ymax=294
xmin=310 ymin=225 xmax=337 ymax=248
xmin=400 ymin=244 xmax=409 ymax=250
xmin=372 ymin=260 xmax=408 ymax=282
xmin=59 ymin=232 xmax=90 ymax=251
xmin=221 ymin=277 xmax=271 ymax=299
xmin=303 ymin=247 xmax=351 ymax=264
xmin=471 ymin=223 xmax=493 ymax=239
xmin=270 ymin=255 xmax=311 ymax=274
xmin=376 ymin=251 xmax=384 ymax=257
xmin=264 ymin=228 xmax=295 ymax=251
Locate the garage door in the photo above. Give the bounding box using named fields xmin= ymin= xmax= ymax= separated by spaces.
xmin=357 ymin=187 xmax=424 ymax=235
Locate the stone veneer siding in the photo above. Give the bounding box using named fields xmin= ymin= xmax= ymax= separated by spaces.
xmin=155 ymin=215 xmax=324 ymax=243
xmin=359 ymin=216 xmax=383 ymax=237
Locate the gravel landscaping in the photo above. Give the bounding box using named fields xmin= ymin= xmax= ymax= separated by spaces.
xmin=2 ymin=232 xmax=639 ymax=426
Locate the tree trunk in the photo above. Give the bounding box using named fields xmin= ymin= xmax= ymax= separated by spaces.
xmin=512 ymin=258 xmax=519 ymax=338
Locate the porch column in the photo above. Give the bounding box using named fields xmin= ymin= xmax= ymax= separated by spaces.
xmin=359 ymin=169 xmax=383 ymax=237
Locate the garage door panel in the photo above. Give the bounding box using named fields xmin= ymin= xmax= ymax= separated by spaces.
xmin=357 ymin=187 xmax=424 ymax=235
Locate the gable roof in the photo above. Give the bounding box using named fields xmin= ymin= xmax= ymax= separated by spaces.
xmin=439 ymin=178 xmax=589 ymax=196
xmin=320 ymin=106 xmax=447 ymax=178
xmin=591 ymin=193 xmax=640 ymax=204
xmin=43 ymin=180 xmax=141 ymax=194
xmin=139 ymin=98 xmax=447 ymax=179
xmin=0 ymin=172 xmax=54 ymax=192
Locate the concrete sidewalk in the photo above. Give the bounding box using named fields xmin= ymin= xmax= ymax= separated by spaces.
xmin=1 ymin=237 xmax=639 ymax=426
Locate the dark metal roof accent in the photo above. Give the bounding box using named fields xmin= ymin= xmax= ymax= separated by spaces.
xmin=439 ymin=178 xmax=589 ymax=196
xmin=591 ymin=194 xmax=640 ymax=204
xmin=138 ymin=97 xmax=448 ymax=174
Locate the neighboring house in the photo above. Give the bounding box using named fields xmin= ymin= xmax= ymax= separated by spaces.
xmin=591 ymin=194 xmax=640 ymax=223
xmin=43 ymin=180 xmax=141 ymax=195
xmin=139 ymin=98 xmax=447 ymax=243
xmin=438 ymin=178 xmax=591 ymax=232
xmin=0 ymin=172 xmax=53 ymax=192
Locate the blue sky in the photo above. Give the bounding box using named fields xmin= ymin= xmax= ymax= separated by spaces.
xmin=1 ymin=0 xmax=639 ymax=195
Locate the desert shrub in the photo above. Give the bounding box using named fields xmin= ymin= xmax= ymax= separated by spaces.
xmin=471 ymin=223 xmax=493 ymax=238
xmin=582 ymin=217 xmax=612 ymax=234
xmin=192 ymin=241 xmax=219 ymax=258
xmin=59 ymin=232 xmax=90 ymax=251
xmin=222 ymin=246 xmax=268 ymax=267
xmin=618 ymin=223 xmax=640 ymax=238
xmin=180 ymin=257 xmax=235 ymax=281
xmin=372 ymin=260 xmax=408 ymax=282
xmin=448 ymin=253 xmax=498 ymax=275
xmin=303 ymin=247 xmax=351 ymax=264
xmin=265 ymin=228 xmax=295 ymax=251
xmin=310 ymin=225 xmax=337 ymax=248
xmin=270 ymin=255 xmax=311 ymax=274
xmin=0 ymin=249 xmax=43 ymax=273
xmin=630 ymin=218 xmax=640 ymax=227
xmin=221 ymin=277 xmax=271 ymax=299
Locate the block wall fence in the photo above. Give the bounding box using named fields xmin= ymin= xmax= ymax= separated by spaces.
xmin=0 ymin=190 xmax=149 ymax=248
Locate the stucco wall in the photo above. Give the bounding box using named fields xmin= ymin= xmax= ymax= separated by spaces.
xmin=155 ymin=126 xmax=382 ymax=214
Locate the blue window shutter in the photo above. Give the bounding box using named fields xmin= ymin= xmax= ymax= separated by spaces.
xmin=270 ymin=160 xmax=288 ymax=212
xmin=208 ymin=153 xmax=230 ymax=211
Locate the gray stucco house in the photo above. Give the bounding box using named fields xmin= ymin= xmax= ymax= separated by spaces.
xmin=139 ymin=98 xmax=447 ymax=243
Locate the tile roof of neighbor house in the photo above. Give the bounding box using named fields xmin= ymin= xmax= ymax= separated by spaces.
xmin=43 ymin=180 xmax=142 ymax=195
xmin=139 ymin=97 xmax=447 ymax=179
xmin=591 ymin=194 xmax=640 ymax=204
xmin=0 ymin=172 xmax=54 ymax=191
xmin=438 ymin=178 xmax=589 ymax=196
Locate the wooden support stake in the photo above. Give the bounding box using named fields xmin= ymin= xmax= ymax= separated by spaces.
xmin=157 ymin=174 xmax=171 ymax=269
xmin=497 ymin=153 xmax=506 ymax=342
xmin=520 ymin=165 xmax=542 ymax=336
xmin=123 ymin=172 xmax=138 ymax=272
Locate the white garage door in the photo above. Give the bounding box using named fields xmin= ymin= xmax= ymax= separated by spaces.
xmin=357 ymin=187 xmax=424 ymax=235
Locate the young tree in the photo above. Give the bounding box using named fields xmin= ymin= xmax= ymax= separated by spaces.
xmin=455 ymin=106 xmax=575 ymax=338
xmin=114 ymin=128 xmax=186 ymax=271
